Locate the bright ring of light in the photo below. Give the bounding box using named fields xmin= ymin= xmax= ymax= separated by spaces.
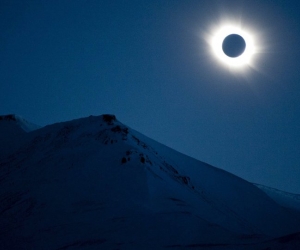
xmin=210 ymin=24 xmax=256 ymax=68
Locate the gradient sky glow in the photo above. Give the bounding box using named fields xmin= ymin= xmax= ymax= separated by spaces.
xmin=1 ymin=0 xmax=300 ymax=193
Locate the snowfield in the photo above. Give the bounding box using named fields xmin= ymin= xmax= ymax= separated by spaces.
xmin=0 ymin=114 xmax=300 ymax=249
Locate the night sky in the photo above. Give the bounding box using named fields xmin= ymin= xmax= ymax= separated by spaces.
xmin=1 ymin=0 xmax=300 ymax=193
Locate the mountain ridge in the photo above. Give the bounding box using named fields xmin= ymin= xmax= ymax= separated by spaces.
xmin=1 ymin=114 xmax=300 ymax=249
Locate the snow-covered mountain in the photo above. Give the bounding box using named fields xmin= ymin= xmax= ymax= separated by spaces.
xmin=0 ymin=114 xmax=41 ymax=132
xmin=1 ymin=114 xmax=300 ymax=249
xmin=0 ymin=114 xmax=41 ymax=158
xmin=254 ymin=184 xmax=300 ymax=212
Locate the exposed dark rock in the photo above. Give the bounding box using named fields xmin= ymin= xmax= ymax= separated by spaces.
xmin=163 ymin=161 xmax=178 ymax=174
xmin=102 ymin=114 xmax=116 ymax=125
xmin=175 ymin=176 xmax=190 ymax=185
xmin=0 ymin=114 xmax=17 ymax=121
xmin=111 ymin=125 xmax=122 ymax=132
xmin=132 ymin=135 xmax=148 ymax=149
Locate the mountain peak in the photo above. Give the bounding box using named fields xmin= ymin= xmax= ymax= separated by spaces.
xmin=0 ymin=114 xmax=19 ymax=121
xmin=101 ymin=114 xmax=116 ymax=124
xmin=0 ymin=114 xmax=40 ymax=132
xmin=1 ymin=114 xmax=300 ymax=249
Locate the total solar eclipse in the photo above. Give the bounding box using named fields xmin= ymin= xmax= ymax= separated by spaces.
xmin=204 ymin=23 xmax=257 ymax=69
xmin=222 ymin=34 xmax=246 ymax=58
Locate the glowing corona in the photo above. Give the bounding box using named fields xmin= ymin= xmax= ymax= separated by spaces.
xmin=205 ymin=22 xmax=257 ymax=70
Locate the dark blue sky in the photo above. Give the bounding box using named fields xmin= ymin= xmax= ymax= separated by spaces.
xmin=1 ymin=0 xmax=300 ymax=193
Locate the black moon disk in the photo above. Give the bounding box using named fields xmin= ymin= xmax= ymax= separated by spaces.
xmin=222 ymin=34 xmax=246 ymax=58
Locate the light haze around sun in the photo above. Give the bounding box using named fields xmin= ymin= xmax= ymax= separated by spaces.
xmin=203 ymin=17 xmax=262 ymax=73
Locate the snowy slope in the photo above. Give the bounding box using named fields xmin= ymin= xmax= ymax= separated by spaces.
xmin=0 ymin=114 xmax=41 ymax=158
xmin=0 ymin=114 xmax=40 ymax=132
xmin=254 ymin=183 xmax=300 ymax=212
xmin=0 ymin=114 xmax=300 ymax=249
